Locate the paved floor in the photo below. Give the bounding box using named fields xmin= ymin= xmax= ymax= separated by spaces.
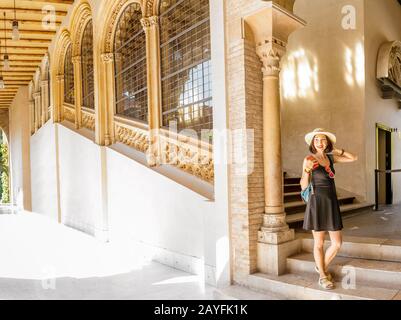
xmin=0 ymin=210 xmax=217 ymax=300
xmin=341 ymin=204 xmax=401 ymax=239
xmin=2 ymin=204 xmax=400 ymax=299
xmin=0 ymin=209 xmax=283 ymax=300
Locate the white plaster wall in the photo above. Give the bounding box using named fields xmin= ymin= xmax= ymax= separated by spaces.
xmin=57 ymin=124 xmax=102 ymax=235
xmin=106 ymin=146 xmax=212 ymax=263
xmin=9 ymin=86 xmax=32 ymax=211
xmin=364 ymin=0 xmax=401 ymax=204
xmin=30 ymin=121 xmax=59 ymax=220
xmin=282 ymin=0 xmax=366 ymax=199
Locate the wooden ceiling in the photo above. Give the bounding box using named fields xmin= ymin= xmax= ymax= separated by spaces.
xmin=0 ymin=0 xmax=74 ymax=109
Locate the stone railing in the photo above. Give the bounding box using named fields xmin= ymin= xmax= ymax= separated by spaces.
xmin=114 ymin=119 xmax=150 ymax=153
xmin=159 ymin=131 xmax=214 ymax=184
xmin=63 ymin=104 xmax=76 ymax=123
xmin=81 ymin=108 xmax=95 ymax=131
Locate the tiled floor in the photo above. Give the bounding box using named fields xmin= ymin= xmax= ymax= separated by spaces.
xmin=0 ymin=210 xmax=216 ymax=300
xmin=341 ymin=205 xmax=401 ymax=239
xmin=2 ymin=204 xmax=401 ymax=300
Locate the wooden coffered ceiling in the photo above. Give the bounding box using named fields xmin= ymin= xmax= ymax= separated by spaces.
xmin=0 ymin=0 xmax=74 ymax=109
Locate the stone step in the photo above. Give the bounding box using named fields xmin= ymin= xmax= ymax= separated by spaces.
xmin=247 ymin=272 xmax=400 ymax=300
xmin=284 ymin=191 xmax=302 ymax=202
xmin=298 ymin=232 xmax=401 ymax=263
xmin=287 ymin=252 xmax=401 ymax=289
xmin=284 ymin=196 xmax=355 ymax=215
xmin=286 ymin=202 xmax=372 ymax=224
xmin=213 ymin=285 xmax=286 ymax=300
xmin=284 ymin=177 xmax=301 ymax=185
xmin=284 ymin=184 xmax=302 ymax=193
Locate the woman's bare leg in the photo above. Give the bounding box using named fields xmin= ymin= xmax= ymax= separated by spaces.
xmin=312 ymin=231 xmax=327 ymax=278
xmin=324 ymin=231 xmax=343 ymax=271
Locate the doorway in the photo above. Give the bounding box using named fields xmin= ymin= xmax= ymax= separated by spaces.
xmin=376 ymin=124 xmax=393 ymax=205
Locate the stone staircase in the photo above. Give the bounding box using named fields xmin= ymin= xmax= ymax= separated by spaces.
xmin=244 ymin=233 xmax=401 ymax=300
xmin=283 ymin=174 xmax=373 ymax=226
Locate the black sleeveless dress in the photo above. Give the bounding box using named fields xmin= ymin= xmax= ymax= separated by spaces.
xmin=303 ymin=154 xmax=343 ymax=232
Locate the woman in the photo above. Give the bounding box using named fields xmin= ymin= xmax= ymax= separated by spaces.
xmin=300 ymin=128 xmax=358 ymax=290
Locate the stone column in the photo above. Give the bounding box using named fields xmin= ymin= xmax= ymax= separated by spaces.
xmin=141 ymin=15 xmax=162 ymax=167
xmin=33 ymin=92 xmax=41 ymax=133
xmin=72 ymin=55 xmax=82 ymax=129
xmin=55 ymin=74 xmax=64 ymax=122
xmin=41 ymin=80 xmax=49 ymax=125
xmin=244 ymin=3 xmax=306 ymax=276
xmin=256 ymin=41 xmax=293 ymax=245
xmin=98 ymin=53 xmax=115 ymax=146
xmin=29 ymin=99 xmax=35 ymax=135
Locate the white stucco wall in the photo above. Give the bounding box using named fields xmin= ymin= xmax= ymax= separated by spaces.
xmin=364 ymin=0 xmax=401 ymax=204
xmin=57 ymin=124 xmax=102 ymax=235
xmin=282 ymin=0 xmax=366 ymax=199
xmin=9 ymin=86 xmax=32 ymax=211
xmin=30 ymin=121 xmax=58 ymax=220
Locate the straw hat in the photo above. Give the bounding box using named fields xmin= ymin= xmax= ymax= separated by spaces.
xmin=305 ymin=128 xmax=337 ymax=145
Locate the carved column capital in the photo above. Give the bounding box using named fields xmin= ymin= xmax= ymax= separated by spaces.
xmin=72 ymin=55 xmax=82 ymax=64
xmin=56 ymin=74 xmax=64 ymax=82
xmin=256 ymin=39 xmax=285 ymax=78
xmin=141 ymin=16 xmax=159 ymax=29
xmin=101 ymin=53 xmax=114 ymax=63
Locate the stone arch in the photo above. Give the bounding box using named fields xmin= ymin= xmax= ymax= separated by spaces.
xmin=41 ymin=53 xmax=50 ymax=81
xmin=0 ymin=110 xmax=9 ymax=142
xmin=51 ymin=28 xmax=72 ymax=122
xmin=53 ymin=29 xmax=72 ymax=75
xmin=33 ymin=69 xmax=41 ymax=93
xmin=98 ymin=0 xmax=145 ymax=54
xmin=69 ymin=0 xmax=93 ymax=57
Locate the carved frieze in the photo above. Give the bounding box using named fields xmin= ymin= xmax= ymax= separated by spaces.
xmin=115 ymin=122 xmax=150 ymax=153
xmin=159 ymin=136 xmax=214 ymax=183
xmin=82 ymin=112 xmax=95 ymax=131
xmin=64 ymin=107 xmax=75 ymax=123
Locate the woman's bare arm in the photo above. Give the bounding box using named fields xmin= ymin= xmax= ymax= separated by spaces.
xmin=332 ymin=148 xmax=358 ymax=163
xmin=300 ymin=157 xmax=315 ymax=190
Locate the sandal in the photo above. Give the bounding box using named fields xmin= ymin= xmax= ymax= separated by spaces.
xmin=315 ymin=265 xmax=333 ymax=282
xmin=319 ymin=277 xmax=335 ymax=290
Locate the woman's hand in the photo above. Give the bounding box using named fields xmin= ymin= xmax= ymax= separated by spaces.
xmin=300 ymin=156 xmax=317 ymax=190
xmin=304 ymin=156 xmax=318 ymax=172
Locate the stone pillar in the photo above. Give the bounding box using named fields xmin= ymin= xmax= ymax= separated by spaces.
xmin=29 ymin=99 xmax=35 ymax=135
xmin=55 ymin=74 xmax=64 ymax=122
xmin=33 ymin=92 xmax=41 ymax=133
xmin=244 ymin=3 xmax=306 ymax=276
xmin=98 ymin=53 xmax=115 ymax=146
xmin=141 ymin=15 xmax=162 ymax=167
xmin=41 ymin=80 xmax=49 ymax=125
xmin=72 ymin=55 xmax=83 ymax=129
xmin=256 ymin=42 xmax=293 ymax=244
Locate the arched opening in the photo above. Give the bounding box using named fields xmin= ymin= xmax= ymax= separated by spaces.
xmin=0 ymin=129 xmax=10 ymax=205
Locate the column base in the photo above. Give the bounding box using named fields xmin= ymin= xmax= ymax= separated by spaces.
xmin=257 ymin=238 xmax=302 ymax=276
xmin=258 ymin=227 xmax=294 ymax=245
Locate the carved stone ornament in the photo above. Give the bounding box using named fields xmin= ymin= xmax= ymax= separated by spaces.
xmin=377 ymin=40 xmax=401 ymax=104
xmin=115 ymin=123 xmax=150 ymax=153
xmin=101 ymin=53 xmax=114 ymax=63
xmin=64 ymin=107 xmax=75 ymax=123
xmin=159 ymin=136 xmax=214 ymax=183
xmin=256 ymin=41 xmax=282 ymax=77
xmin=141 ymin=15 xmax=159 ymax=29
xmin=82 ymin=112 xmax=95 ymax=131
